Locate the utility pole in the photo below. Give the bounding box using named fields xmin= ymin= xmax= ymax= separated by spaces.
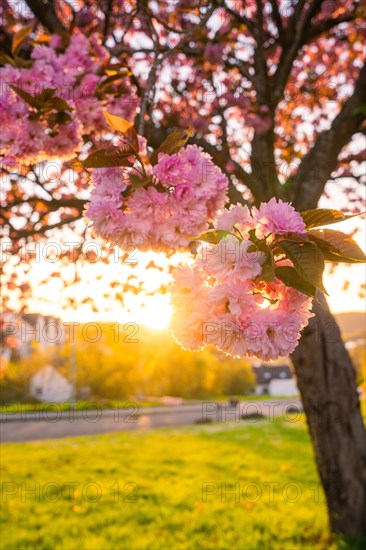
xmin=70 ymin=338 xmax=76 ymax=402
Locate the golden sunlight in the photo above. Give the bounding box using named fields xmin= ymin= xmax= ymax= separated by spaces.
xmin=123 ymin=293 xmax=172 ymax=329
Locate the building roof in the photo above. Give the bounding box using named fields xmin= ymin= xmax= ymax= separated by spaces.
xmin=22 ymin=313 xmax=60 ymax=326
xmin=22 ymin=313 xmax=39 ymax=327
xmin=253 ymin=364 xmax=292 ymax=385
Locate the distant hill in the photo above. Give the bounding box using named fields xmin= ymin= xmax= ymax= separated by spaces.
xmin=335 ymin=312 xmax=365 ymax=340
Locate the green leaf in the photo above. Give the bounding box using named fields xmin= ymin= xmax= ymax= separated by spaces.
xmin=275 ymin=266 xmax=317 ymax=298
xmin=260 ymin=248 xmax=275 ymax=282
xmin=309 ymin=229 xmax=366 ymax=263
xmin=0 ymin=53 xmax=32 ymax=68
xmin=301 ymin=208 xmax=362 ymax=229
xmin=129 ymin=173 xmax=144 ymax=188
xmin=46 ymin=111 xmax=72 ymax=126
xmin=0 ymin=53 xmax=17 ymax=67
xmin=277 ymin=240 xmax=327 ymax=294
xmin=28 ymin=111 xmax=42 ymax=121
xmin=10 ymin=85 xmax=40 ymax=109
xmin=33 ymin=88 xmax=72 ymax=113
xmin=83 ymin=148 xmax=134 ymax=169
xmin=10 ymin=85 xmax=73 ymax=115
xmin=150 ymin=129 xmax=193 ymax=166
xmin=129 ymin=173 xmax=152 ymax=190
xmin=248 ymin=228 xmax=263 ymax=247
xmin=197 ymin=230 xmax=234 ymax=244
xmin=34 ymin=87 xmax=56 ymax=103
xmin=12 ymin=21 xmax=35 ymax=55
xmin=47 ymin=96 xmax=73 ymax=112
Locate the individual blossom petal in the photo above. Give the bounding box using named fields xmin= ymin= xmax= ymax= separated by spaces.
xmin=227 ymin=284 xmax=259 ymax=320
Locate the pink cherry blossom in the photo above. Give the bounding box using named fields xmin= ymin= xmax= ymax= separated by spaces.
xmin=253 ymin=197 xmax=307 ymax=236
xmin=245 ymin=309 xmax=306 ymax=361
xmin=85 ymin=197 xmax=125 ymax=238
xmin=153 ymin=153 xmax=186 ymax=187
xmin=86 ymin=145 xmax=229 ymax=252
xmin=84 ymin=134 xmax=313 ymax=362
xmin=198 ymin=235 xmax=265 ymax=284
xmin=170 ymin=200 xmax=313 ymax=361
xmin=0 ymin=31 xmax=138 ymax=164
xmin=216 ymin=204 xmax=254 ymax=237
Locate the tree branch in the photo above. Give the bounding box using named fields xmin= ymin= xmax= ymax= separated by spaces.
xmin=14 ymin=215 xmax=83 ymax=240
xmin=25 ymin=0 xmax=67 ymax=34
xmin=103 ymin=0 xmax=114 ymax=43
xmin=293 ymin=63 xmax=366 ymax=210
xmin=268 ymin=0 xmax=285 ymax=45
xmin=308 ymin=13 xmax=355 ymax=40
xmin=138 ymin=3 xmax=216 ymax=134
xmin=8 ymin=197 xmax=86 ymax=210
xmin=272 ymin=0 xmax=324 ymax=105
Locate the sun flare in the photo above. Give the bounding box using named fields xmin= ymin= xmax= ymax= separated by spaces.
xmin=123 ymin=293 xmax=172 ymax=330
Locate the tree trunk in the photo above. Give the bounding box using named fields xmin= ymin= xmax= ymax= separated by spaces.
xmin=291 ymin=294 xmax=366 ymax=537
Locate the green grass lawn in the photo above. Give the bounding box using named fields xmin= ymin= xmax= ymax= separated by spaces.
xmin=0 ymin=395 xmax=299 ymax=416
xmin=0 ymin=417 xmax=360 ymax=550
xmin=0 ymin=400 xmax=164 ymax=414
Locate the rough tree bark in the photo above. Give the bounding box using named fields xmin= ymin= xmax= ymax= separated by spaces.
xmin=291 ymin=295 xmax=366 ymax=537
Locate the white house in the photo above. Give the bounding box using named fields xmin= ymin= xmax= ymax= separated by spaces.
xmin=30 ymin=365 xmax=73 ymax=403
xmin=269 ymin=378 xmax=298 ymax=396
xmin=253 ymin=364 xmax=298 ymax=396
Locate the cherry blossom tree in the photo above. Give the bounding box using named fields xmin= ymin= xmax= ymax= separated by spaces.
xmin=1 ymin=0 xmax=366 ymax=537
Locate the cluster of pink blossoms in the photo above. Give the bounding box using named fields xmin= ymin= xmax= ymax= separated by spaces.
xmin=171 ymin=200 xmax=314 ymax=361
xmin=85 ymin=144 xmax=228 ymax=251
xmin=86 ymin=144 xmax=228 ymax=250
xmin=0 ymin=32 xmax=138 ymax=164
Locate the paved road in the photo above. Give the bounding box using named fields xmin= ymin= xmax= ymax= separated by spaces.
xmin=0 ymin=399 xmax=302 ymax=443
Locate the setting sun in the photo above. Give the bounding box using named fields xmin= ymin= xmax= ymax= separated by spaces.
xmin=122 ymin=293 xmax=172 ymax=330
